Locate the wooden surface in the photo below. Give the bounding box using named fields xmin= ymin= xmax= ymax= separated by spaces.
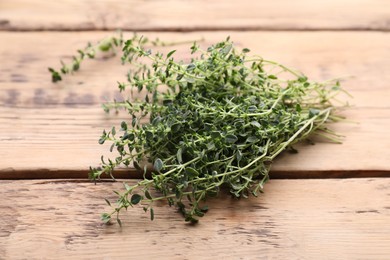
xmin=1 ymin=0 xmax=390 ymax=31
xmin=1 ymin=1 xmax=390 ymax=259
xmin=1 ymin=31 xmax=390 ymax=178
xmin=0 ymin=179 xmax=389 ymax=259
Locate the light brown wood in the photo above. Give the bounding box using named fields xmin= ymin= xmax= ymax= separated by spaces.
xmin=1 ymin=31 xmax=390 ymax=178
xmin=1 ymin=0 xmax=390 ymax=31
xmin=1 ymin=1 xmax=389 ymax=259
xmin=0 ymin=178 xmax=389 ymax=259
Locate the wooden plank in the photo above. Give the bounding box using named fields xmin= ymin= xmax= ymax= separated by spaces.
xmin=1 ymin=0 xmax=390 ymax=31
xmin=0 ymin=178 xmax=389 ymax=259
xmin=1 ymin=31 xmax=390 ymax=178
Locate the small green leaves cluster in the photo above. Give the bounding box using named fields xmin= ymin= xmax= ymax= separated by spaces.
xmin=80 ymin=36 xmax=346 ymax=225
xmin=51 ymin=35 xmax=345 ymax=224
xmin=48 ymin=34 xmax=125 ymax=82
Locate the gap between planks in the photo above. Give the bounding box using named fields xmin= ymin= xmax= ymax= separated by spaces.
xmin=1 ymin=169 xmax=390 ymax=180
xmin=3 ymin=27 xmax=390 ymax=33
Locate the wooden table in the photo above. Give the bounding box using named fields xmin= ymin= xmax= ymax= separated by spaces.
xmin=1 ymin=1 xmax=389 ymax=259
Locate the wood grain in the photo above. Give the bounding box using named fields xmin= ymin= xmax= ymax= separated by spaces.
xmin=0 ymin=178 xmax=389 ymax=259
xmin=1 ymin=1 xmax=389 ymax=258
xmin=1 ymin=31 xmax=390 ymax=178
xmin=1 ymin=0 xmax=390 ymax=31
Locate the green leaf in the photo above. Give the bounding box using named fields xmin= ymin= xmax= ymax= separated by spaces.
xmin=144 ymin=190 xmax=152 ymax=200
xmin=194 ymin=209 xmax=204 ymax=217
xmin=101 ymin=213 xmax=111 ymax=224
xmin=185 ymin=216 xmax=199 ymax=224
xmin=99 ymin=40 xmax=112 ymax=52
xmin=236 ymin=150 xmax=242 ymax=162
xmin=190 ymin=42 xmax=198 ymax=54
xmin=296 ymin=104 xmax=302 ymax=112
xmin=121 ymin=121 xmax=128 ymax=131
xmin=171 ymin=123 xmax=181 ymax=133
xmin=207 ymin=142 xmax=215 ymax=150
xmin=98 ymin=137 xmax=106 ymax=145
xmin=72 ymin=60 xmax=80 ymax=71
xmin=133 ymin=161 xmax=142 ymax=170
xmin=309 ymin=108 xmax=320 ymax=117
xmin=145 ymin=131 xmax=154 ymax=140
xmin=104 ymin=198 xmax=111 ymax=206
xmin=186 ymin=63 xmax=196 ymax=71
xmin=250 ymin=121 xmax=261 ymax=128
xmin=200 ymin=205 xmax=209 ymax=213
xmin=154 ymin=158 xmax=163 ymax=172
xmin=87 ymin=50 xmax=95 ymax=59
xmin=131 ymin=194 xmax=142 ymax=205
xmin=185 ymin=167 xmax=199 ymax=177
xmin=246 ymin=136 xmax=259 ymax=143
xmin=126 ymin=133 xmax=135 ymax=141
xmin=211 ymin=131 xmax=222 ymax=139
xmin=225 ymin=134 xmax=238 ymax=144
xmin=48 ymin=67 xmax=62 ymax=82
xmin=152 ymin=116 xmax=162 ymax=126
xmin=167 ymin=50 xmax=176 ymax=59
xmin=132 ymin=117 xmax=137 ymax=128
xmin=220 ymin=44 xmax=232 ymax=56
xmin=124 ymin=183 xmax=132 ymax=191
xmin=176 ymin=148 xmax=183 ymax=164
xmin=242 ymin=48 xmax=250 ymax=53
xmin=176 ymin=74 xmax=184 ymax=81
xmin=298 ymin=76 xmax=308 ymax=82
xmin=150 ymin=208 xmax=154 ymax=221
xmin=248 ymin=105 xmax=257 ymax=113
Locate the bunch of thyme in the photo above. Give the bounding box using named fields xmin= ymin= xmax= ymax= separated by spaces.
xmin=51 ymin=35 xmax=345 ymax=224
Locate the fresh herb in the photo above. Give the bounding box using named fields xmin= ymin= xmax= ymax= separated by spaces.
xmin=48 ymin=34 xmax=125 ymax=82
xmin=51 ymin=35 xmax=346 ymax=224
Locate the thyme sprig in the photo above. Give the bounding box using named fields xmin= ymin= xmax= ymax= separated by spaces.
xmin=52 ymin=35 xmax=346 ymax=224
xmin=48 ymin=33 xmax=125 ymax=82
